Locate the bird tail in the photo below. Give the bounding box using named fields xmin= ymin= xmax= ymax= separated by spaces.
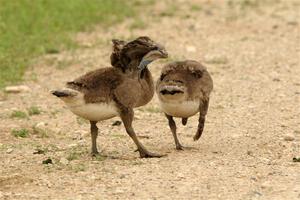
xmin=51 ymin=88 xmax=78 ymax=98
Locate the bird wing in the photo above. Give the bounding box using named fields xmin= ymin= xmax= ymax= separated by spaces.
xmin=66 ymin=67 xmax=122 ymax=103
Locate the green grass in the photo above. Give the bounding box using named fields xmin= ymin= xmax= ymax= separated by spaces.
xmin=11 ymin=128 xmax=30 ymax=138
xmin=190 ymin=4 xmax=202 ymax=11
xmin=10 ymin=110 xmax=28 ymax=119
xmin=0 ymin=0 xmax=135 ymax=88
xmin=27 ymin=106 xmax=42 ymax=116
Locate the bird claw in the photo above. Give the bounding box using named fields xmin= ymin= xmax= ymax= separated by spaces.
xmin=176 ymin=145 xmax=195 ymax=151
xmin=139 ymin=150 xmax=166 ymax=158
xmin=91 ymin=151 xmax=99 ymax=157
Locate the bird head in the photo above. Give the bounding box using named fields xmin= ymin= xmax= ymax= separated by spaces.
xmin=117 ymin=36 xmax=167 ymax=70
xmin=136 ymin=37 xmax=168 ymax=71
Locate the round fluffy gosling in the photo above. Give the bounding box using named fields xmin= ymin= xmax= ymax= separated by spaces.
xmin=156 ymin=60 xmax=213 ymax=150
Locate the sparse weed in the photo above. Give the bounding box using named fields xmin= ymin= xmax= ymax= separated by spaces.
xmin=190 ymin=4 xmax=202 ymax=11
xmin=93 ymin=154 xmax=107 ymax=161
xmin=11 ymin=128 xmax=30 ymax=138
xmin=28 ymin=106 xmax=42 ymax=116
xmin=10 ymin=110 xmax=28 ymax=119
xmin=67 ymin=152 xmax=81 ymax=161
xmin=71 ymin=164 xmax=87 ymax=172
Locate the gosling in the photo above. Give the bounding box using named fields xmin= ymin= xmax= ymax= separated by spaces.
xmin=52 ymin=36 xmax=168 ymax=158
xmin=156 ymin=60 xmax=213 ymax=150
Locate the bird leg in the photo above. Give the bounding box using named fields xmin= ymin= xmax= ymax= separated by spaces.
xmin=182 ymin=118 xmax=188 ymax=126
xmin=120 ymin=108 xmax=163 ymax=158
xmin=194 ymin=98 xmax=210 ymax=141
xmin=90 ymin=121 xmax=99 ymax=156
xmin=165 ymin=114 xmax=184 ymax=150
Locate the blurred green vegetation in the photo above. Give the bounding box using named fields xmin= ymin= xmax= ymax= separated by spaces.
xmin=0 ymin=0 xmax=134 ymax=88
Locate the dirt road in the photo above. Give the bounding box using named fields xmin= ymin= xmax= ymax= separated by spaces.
xmin=1 ymin=0 xmax=299 ymax=199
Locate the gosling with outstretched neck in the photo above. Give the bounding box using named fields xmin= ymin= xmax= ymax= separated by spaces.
xmin=52 ymin=36 xmax=168 ymax=158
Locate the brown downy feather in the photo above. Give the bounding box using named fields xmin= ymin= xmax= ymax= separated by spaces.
xmin=110 ymin=39 xmax=127 ymax=71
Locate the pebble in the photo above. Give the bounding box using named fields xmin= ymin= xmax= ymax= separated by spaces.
xmin=185 ymin=45 xmax=196 ymax=53
xmin=73 ymin=130 xmax=86 ymax=140
xmin=247 ymin=150 xmax=253 ymax=156
xmin=114 ymin=189 xmax=124 ymax=194
xmin=112 ymin=120 xmax=122 ymax=126
xmin=42 ymin=158 xmax=53 ymax=165
xmin=284 ymin=134 xmax=295 ymax=141
xmin=60 ymin=157 xmax=69 ymax=165
xmin=6 ymin=148 xmax=13 ymax=154
xmin=5 ymin=85 xmax=31 ymax=93
xmin=261 ymin=181 xmax=272 ymax=189
xmin=35 ymin=122 xmax=47 ymax=130
xmin=68 ymin=143 xmax=78 ymax=148
xmin=204 ymin=55 xmax=228 ymax=64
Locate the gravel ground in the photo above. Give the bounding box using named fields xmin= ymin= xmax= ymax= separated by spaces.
xmin=0 ymin=0 xmax=299 ymax=199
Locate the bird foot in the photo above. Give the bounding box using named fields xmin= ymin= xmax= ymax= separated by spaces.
xmin=139 ymin=150 xmax=165 ymax=158
xmin=176 ymin=144 xmax=195 ymax=151
xmin=176 ymin=144 xmax=184 ymax=150
xmin=91 ymin=151 xmax=99 ymax=157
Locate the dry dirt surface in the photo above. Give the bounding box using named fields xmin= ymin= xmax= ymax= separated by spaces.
xmin=1 ymin=0 xmax=300 ymax=199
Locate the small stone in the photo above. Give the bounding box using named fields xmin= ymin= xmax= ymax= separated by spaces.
xmin=252 ymin=191 xmax=262 ymax=197
xmin=204 ymin=55 xmax=228 ymax=64
xmin=33 ymin=149 xmax=45 ymax=154
xmin=6 ymin=148 xmax=13 ymax=154
xmin=261 ymin=181 xmax=272 ymax=189
xmin=119 ymin=174 xmax=126 ymax=179
xmin=185 ymin=45 xmax=196 ymax=52
xmin=73 ymin=130 xmax=86 ymax=140
xmin=247 ymin=150 xmax=253 ymax=156
xmin=177 ymin=173 xmax=185 ymax=179
xmin=284 ymin=134 xmax=295 ymax=141
xmin=68 ymin=143 xmax=77 ymax=148
xmin=114 ymin=189 xmax=124 ymax=194
xmin=42 ymin=158 xmax=53 ymax=164
xmin=293 ymin=157 xmax=300 ymax=162
xmin=35 ymin=122 xmax=46 ymax=129
xmin=272 ymin=78 xmax=280 ymax=82
xmin=33 ymin=122 xmax=48 ymax=137
xmin=5 ymin=85 xmax=31 ymax=93
xmin=60 ymin=157 xmax=69 ymax=165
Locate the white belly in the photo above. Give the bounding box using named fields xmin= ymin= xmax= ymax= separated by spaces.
xmin=160 ymin=101 xmax=199 ymax=118
xmin=68 ymin=103 xmax=118 ymax=121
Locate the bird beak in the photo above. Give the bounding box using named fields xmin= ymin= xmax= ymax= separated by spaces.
xmin=158 ymin=49 xmax=168 ymax=58
xmin=138 ymin=48 xmax=168 ymax=70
